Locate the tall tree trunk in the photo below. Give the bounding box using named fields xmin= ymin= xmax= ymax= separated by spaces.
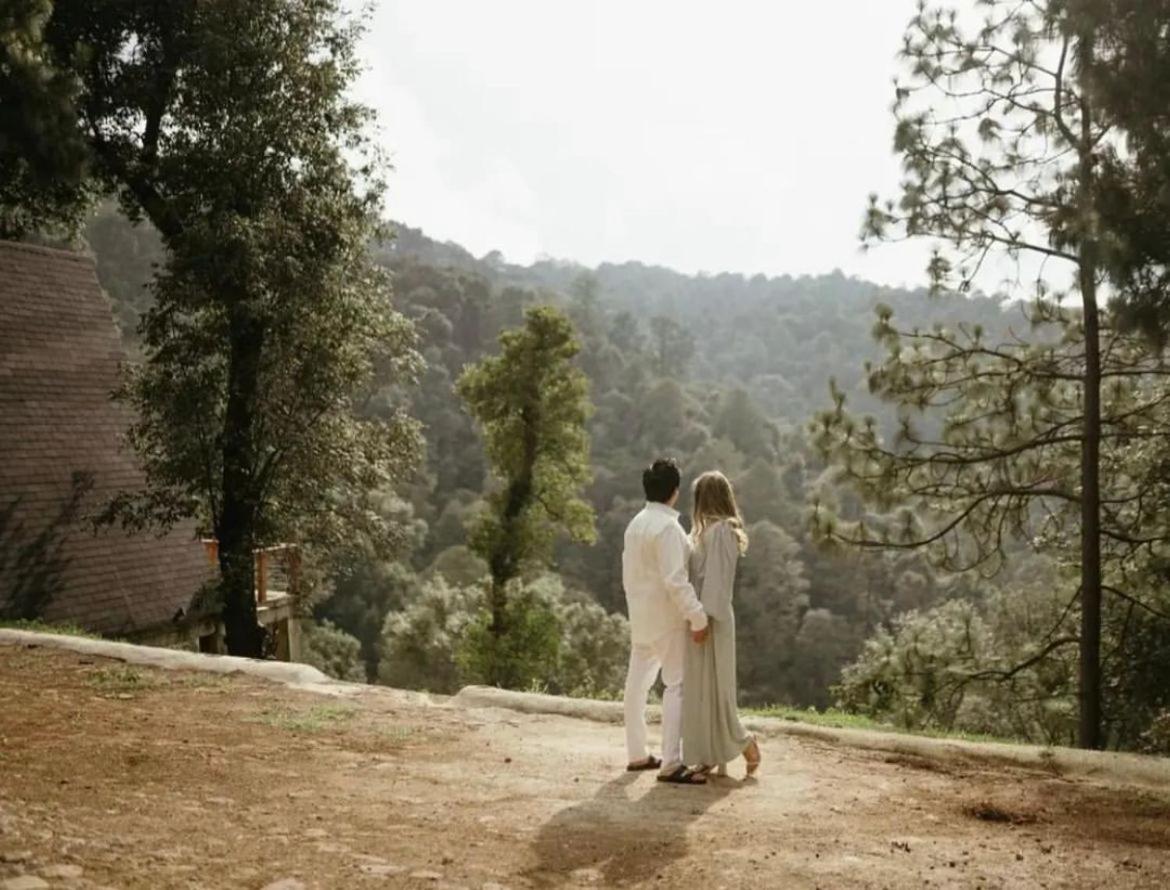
xmin=488 ymin=462 xmax=534 ymax=638
xmin=217 ymin=311 xmax=266 ymax=658
xmin=1077 ymin=31 xmax=1103 ymax=750
xmin=484 ymin=405 xmax=539 ymax=687
xmin=1079 ymin=261 xmax=1103 ymax=749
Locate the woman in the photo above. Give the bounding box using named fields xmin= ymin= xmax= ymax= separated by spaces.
xmin=682 ymin=471 xmax=762 ymax=778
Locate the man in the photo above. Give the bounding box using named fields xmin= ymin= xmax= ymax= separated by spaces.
xmin=622 ymin=458 xmax=710 ymax=785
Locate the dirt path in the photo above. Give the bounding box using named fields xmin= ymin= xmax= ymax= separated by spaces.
xmin=2 ymin=643 xmax=1168 ymax=889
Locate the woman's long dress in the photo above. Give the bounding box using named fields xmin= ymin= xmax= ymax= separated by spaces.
xmin=682 ymin=520 xmax=751 ymax=766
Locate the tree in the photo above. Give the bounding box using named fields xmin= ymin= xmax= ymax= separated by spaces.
xmin=34 ymin=0 xmax=422 ymax=655
xmin=735 ymin=521 xmax=810 ymax=704
xmin=555 ymin=592 xmax=630 ymax=698
xmin=790 ymin=609 xmax=857 ymax=710
xmin=836 ymin=583 xmax=1081 ymax=744
xmin=648 ymin=315 xmax=695 ymax=379
xmin=378 ymin=577 xmax=480 ymax=694
xmin=316 ymin=560 xmax=419 ymax=679
xmin=376 ymin=573 xmax=628 ymax=697
xmin=0 ymin=0 xmax=89 ymax=238
xmin=456 ymin=306 xmax=596 ymax=685
xmin=301 ymin=619 xmax=365 ymax=683
xmin=1078 ymin=0 xmax=1170 ymax=341
xmin=714 ymin=389 xmax=775 ymax=459
xmin=816 ymin=0 xmax=1144 ymax=748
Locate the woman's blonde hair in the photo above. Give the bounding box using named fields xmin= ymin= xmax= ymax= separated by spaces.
xmin=691 ymin=471 xmax=749 ymax=554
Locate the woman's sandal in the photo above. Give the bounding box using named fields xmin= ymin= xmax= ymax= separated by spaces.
xmin=656 ymin=765 xmax=708 ymax=785
xmin=744 ymin=737 xmax=762 ymax=777
xmin=693 ymin=763 xmax=727 ymax=779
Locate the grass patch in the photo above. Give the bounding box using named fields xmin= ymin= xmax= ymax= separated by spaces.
xmin=88 ymin=665 xmax=160 ymax=696
xmin=170 ymin=672 xmax=232 ymax=689
xmin=376 ymin=725 xmax=417 ymax=744
xmin=246 ymin=704 xmax=358 ymax=732
xmin=745 ymin=705 xmax=1015 ymax=745
xmin=0 ymin=619 xmax=102 ymax=639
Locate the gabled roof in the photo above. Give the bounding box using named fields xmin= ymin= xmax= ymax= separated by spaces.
xmin=0 ymin=240 xmax=212 ymax=636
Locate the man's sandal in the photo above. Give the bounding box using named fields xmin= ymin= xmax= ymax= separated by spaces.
xmin=656 ymin=765 xmax=708 ymax=785
xmin=626 ymin=755 xmax=662 ymax=772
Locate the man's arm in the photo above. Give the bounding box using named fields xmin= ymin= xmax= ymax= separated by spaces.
xmin=656 ymin=525 xmax=708 ymax=632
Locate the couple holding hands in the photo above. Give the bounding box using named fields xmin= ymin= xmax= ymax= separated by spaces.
xmin=622 ymin=458 xmax=762 ymax=785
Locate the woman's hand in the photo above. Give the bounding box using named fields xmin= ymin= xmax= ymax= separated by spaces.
xmin=691 ymin=626 xmax=709 ymax=644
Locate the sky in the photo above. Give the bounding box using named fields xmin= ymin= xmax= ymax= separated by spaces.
xmin=356 ymin=1 xmax=938 ymax=288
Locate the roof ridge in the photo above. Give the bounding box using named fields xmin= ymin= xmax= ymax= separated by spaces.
xmin=0 ymin=239 xmax=94 ymax=264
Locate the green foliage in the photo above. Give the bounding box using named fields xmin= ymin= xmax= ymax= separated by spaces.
xmin=378 ymin=576 xmax=479 ymax=694
xmin=556 ymin=596 xmax=630 ymax=699
xmin=714 ymin=390 xmax=775 ymax=459
xmin=1080 ymin=0 xmax=1170 ymax=343
xmin=0 ymin=619 xmax=100 ymax=639
xmin=377 ymin=573 xmax=629 ymax=697
xmin=317 ymin=559 xmax=418 ymax=679
xmin=832 ymin=0 xmax=1168 ymax=750
xmin=247 ymin=704 xmax=356 ymax=733
xmin=86 ymin=205 xmax=1013 ymax=711
xmin=735 ymin=521 xmax=810 ymax=704
xmin=648 ymin=315 xmax=695 ymax=379
xmin=458 ymin=305 xmax=596 ymax=567
xmin=459 ymin=579 xmax=563 ymax=692
xmin=457 ymin=305 xmax=596 ymax=684
xmin=836 ymin=584 xmax=1081 ymax=746
xmin=30 ymin=0 xmax=426 ymax=655
xmin=93 ymin=205 xmax=993 ymax=704
xmin=745 ymin=702 xmax=1013 ymax=745
xmin=87 ymin=665 xmax=158 ymax=696
xmin=0 ymin=0 xmax=90 ymax=239
xmin=301 ymin=619 xmax=365 ymax=683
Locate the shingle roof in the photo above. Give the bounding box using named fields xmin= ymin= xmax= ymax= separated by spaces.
xmin=0 ymin=240 xmax=212 ymax=636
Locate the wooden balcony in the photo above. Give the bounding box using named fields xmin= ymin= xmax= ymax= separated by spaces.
xmin=197 ymin=541 xmax=304 ymax=661
xmin=199 ymin=540 xmax=303 ymax=605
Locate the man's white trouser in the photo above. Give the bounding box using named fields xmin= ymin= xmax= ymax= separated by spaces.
xmin=624 ymin=630 xmax=686 ymax=768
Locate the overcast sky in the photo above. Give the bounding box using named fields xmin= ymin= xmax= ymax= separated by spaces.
xmin=357 ymin=1 xmax=936 ymax=288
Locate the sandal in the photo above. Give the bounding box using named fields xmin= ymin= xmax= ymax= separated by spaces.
xmin=744 ymin=737 xmax=762 ymax=777
xmin=657 ymin=765 xmax=708 ymax=785
xmin=626 ymin=755 xmax=662 ymax=772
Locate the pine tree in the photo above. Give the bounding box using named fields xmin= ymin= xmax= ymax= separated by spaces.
xmin=813 ymin=0 xmax=1170 ymax=748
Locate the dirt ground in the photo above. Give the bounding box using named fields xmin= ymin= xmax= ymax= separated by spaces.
xmin=2 ymin=643 xmax=1169 ymax=889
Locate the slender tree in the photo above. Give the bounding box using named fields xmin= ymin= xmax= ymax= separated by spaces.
xmin=816 ymin=0 xmax=1139 ymax=747
xmin=457 ymin=306 xmax=596 ymax=684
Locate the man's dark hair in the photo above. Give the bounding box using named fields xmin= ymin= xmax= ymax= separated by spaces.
xmin=643 ymin=458 xmax=681 ymax=503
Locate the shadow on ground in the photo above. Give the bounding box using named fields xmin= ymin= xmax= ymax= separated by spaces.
xmin=527 ymin=772 xmax=738 ymax=886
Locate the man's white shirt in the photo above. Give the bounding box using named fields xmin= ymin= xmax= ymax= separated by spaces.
xmin=622 ymin=502 xmax=709 ymax=645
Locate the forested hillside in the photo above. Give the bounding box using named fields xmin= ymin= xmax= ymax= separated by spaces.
xmin=86 ymin=204 xmax=1015 ymax=710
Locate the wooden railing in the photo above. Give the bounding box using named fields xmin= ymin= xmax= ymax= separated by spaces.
xmin=200 ymin=540 xmax=302 ymax=605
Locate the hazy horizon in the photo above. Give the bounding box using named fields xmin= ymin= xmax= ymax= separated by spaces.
xmin=356 ymin=1 xmax=956 ymax=289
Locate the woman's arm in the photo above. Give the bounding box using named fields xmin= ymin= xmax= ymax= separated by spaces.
xmin=699 ymin=522 xmax=738 ymax=623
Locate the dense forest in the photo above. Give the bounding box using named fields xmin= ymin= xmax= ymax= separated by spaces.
xmin=7 ymin=0 xmax=1170 ymax=755
xmin=87 ymin=203 xmax=1015 ymax=709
